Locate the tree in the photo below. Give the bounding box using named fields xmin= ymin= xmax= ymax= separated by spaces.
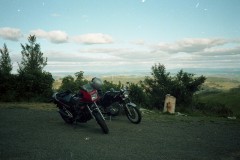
xmin=143 ymin=63 xmax=173 ymax=109
xmin=0 ymin=43 xmax=12 ymax=75
xmin=18 ymin=35 xmax=47 ymax=73
xmin=142 ymin=63 xmax=206 ymax=110
xmin=0 ymin=43 xmax=15 ymax=101
xmin=58 ymin=71 xmax=89 ymax=92
xmin=101 ymin=80 xmax=123 ymax=93
xmin=75 ymin=71 xmax=88 ymax=89
xmin=129 ymin=83 xmax=146 ymax=107
xmin=59 ymin=75 xmax=76 ymax=92
xmin=17 ymin=35 xmax=53 ymax=101
xmin=172 ymin=70 xmax=206 ymax=106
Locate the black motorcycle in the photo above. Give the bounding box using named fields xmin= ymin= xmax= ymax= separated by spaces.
xmin=51 ymin=84 xmax=109 ymax=134
xmin=98 ymin=87 xmax=142 ymax=124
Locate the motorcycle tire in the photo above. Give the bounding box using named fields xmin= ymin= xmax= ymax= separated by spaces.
xmin=93 ymin=111 xmax=109 ymax=134
xmin=125 ymin=106 xmax=142 ymax=124
xmin=59 ymin=109 xmax=74 ymax=124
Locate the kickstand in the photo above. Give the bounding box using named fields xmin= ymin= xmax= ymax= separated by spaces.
xmin=75 ymin=121 xmax=77 ymax=125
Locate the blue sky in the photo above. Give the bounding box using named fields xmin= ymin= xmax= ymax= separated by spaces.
xmin=0 ymin=0 xmax=240 ymax=75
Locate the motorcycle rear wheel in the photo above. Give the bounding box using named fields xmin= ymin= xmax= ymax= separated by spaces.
xmin=125 ymin=106 xmax=142 ymax=124
xmin=93 ymin=111 xmax=109 ymax=134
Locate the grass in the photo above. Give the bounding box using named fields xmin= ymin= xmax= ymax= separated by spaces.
xmin=0 ymin=102 xmax=56 ymax=111
xmin=196 ymin=87 xmax=240 ymax=117
xmin=141 ymin=108 xmax=240 ymax=123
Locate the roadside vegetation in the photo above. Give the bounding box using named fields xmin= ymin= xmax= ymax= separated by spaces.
xmin=1 ymin=35 xmax=239 ymax=118
xmin=194 ymin=86 xmax=240 ymax=117
xmin=0 ymin=35 xmax=53 ymax=102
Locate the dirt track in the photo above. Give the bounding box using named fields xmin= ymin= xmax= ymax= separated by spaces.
xmin=0 ymin=107 xmax=240 ymax=160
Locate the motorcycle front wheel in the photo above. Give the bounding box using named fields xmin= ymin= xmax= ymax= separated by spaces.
xmin=125 ymin=106 xmax=142 ymax=124
xmin=59 ymin=109 xmax=74 ymax=124
xmin=93 ymin=111 xmax=109 ymax=134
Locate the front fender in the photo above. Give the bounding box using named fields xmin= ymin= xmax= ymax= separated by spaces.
xmin=126 ymin=102 xmax=137 ymax=108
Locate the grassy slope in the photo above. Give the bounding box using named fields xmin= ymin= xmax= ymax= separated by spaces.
xmin=197 ymin=90 xmax=240 ymax=115
xmin=197 ymin=77 xmax=240 ymax=116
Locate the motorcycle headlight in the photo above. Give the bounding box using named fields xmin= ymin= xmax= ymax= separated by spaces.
xmin=91 ymin=93 xmax=98 ymax=101
xmin=123 ymin=91 xmax=129 ymax=98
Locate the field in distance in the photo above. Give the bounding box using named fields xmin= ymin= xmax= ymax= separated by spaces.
xmin=53 ymin=75 xmax=145 ymax=90
xmin=53 ymin=75 xmax=240 ymax=90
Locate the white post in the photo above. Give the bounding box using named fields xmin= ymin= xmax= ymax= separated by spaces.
xmin=163 ymin=94 xmax=176 ymax=114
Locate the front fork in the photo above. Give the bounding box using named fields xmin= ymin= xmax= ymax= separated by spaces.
xmin=87 ymin=102 xmax=106 ymax=120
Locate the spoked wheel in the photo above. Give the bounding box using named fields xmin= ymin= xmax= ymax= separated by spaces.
xmin=59 ymin=109 xmax=74 ymax=124
xmin=125 ymin=106 xmax=142 ymax=124
xmin=93 ymin=111 xmax=109 ymax=134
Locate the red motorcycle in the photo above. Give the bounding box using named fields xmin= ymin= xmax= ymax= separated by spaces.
xmin=52 ymin=83 xmax=109 ymax=134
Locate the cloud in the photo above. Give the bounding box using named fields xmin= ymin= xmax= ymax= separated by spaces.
xmin=46 ymin=49 xmax=121 ymax=63
xmin=30 ymin=29 xmax=68 ymax=43
xmin=78 ymin=46 xmax=157 ymax=61
xmin=78 ymin=47 xmax=129 ymax=54
xmin=72 ymin=33 xmax=114 ymax=44
xmin=0 ymin=27 xmax=22 ymax=41
xmin=48 ymin=30 xmax=68 ymax=43
xmin=147 ymin=38 xmax=240 ymax=69
xmin=30 ymin=29 xmax=48 ymax=38
xmin=153 ymin=38 xmax=227 ymax=53
xmin=30 ymin=29 xmax=113 ymax=45
xmin=202 ymin=46 xmax=240 ymax=56
xmin=7 ymin=33 xmax=240 ymax=74
xmin=131 ymin=39 xmax=146 ymax=45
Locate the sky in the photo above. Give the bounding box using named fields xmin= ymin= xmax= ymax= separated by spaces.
xmin=0 ymin=0 xmax=240 ymax=76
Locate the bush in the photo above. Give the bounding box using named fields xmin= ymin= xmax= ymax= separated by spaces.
xmin=58 ymin=71 xmax=88 ymax=93
xmin=129 ymin=83 xmax=146 ymax=107
xmin=142 ymin=63 xmax=206 ymax=110
xmin=101 ymin=80 xmax=122 ymax=93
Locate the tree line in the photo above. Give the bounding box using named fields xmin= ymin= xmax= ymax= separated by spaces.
xmin=0 ymin=35 xmax=53 ymax=102
xmin=1 ymin=35 xmax=206 ymax=110
xmin=57 ymin=64 xmax=206 ymax=110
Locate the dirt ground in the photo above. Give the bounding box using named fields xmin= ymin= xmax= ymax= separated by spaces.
xmin=0 ymin=107 xmax=240 ymax=160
